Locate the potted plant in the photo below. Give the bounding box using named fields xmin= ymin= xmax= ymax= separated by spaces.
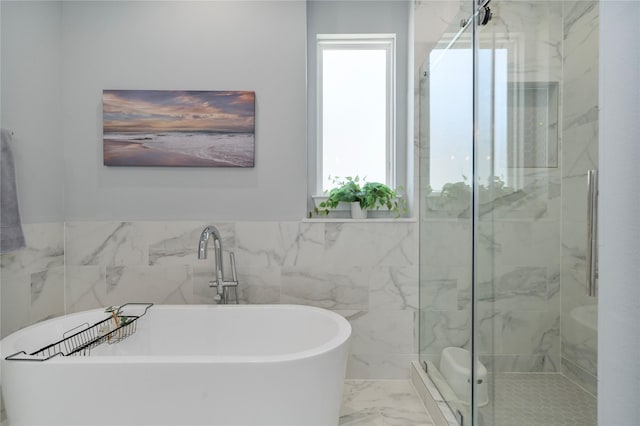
xmin=316 ymin=176 xmax=406 ymax=218
xmin=361 ymin=181 xmax=406 ymax=217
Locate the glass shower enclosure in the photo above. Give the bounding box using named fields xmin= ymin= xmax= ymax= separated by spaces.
xmin=418 ymin=1 xmax=599 ymax=425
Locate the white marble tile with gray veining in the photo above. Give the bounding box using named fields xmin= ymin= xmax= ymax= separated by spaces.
xmin=340 ymin=380 xmax=434 ymax=426
xmin=561 ymin=357 xmax=597 ymax=396
xmin=563 ymin=0 xmax=598 ymax=35
xmin=146 ymin=221 xmax=235 ymax=266
xmin=281 ymin=267 xmax=369 ymax=310
xmin=346 ymin=353 xmax=419 ymax=381
xmin=562 ymin=118 xmax=598 ymax=180
xmin=234 ymin=222 xmax=324 ymax=269
xmin=562 ymin=0 xmax=599 ymax=197
xmin=562 ymin=173 xmax=594 ymax=223
xmin=477 ymin=221 xmax=560 ymax=268
xmin=1 ymin=266 xmax=31 ymax=338
xmin=0 ymin=222 xmax=64 ymax=275
xmin=561 ymin=209 xmax=590 ymax=242
xmin=465 ymin=266 xmax=558 ymax=312
xmin=563 ymin=0 xmax=598 ymax=54
xmin=346 ymin=353 xmax=371 ymax=380
xmin=349 ymin=310 xmax=415 ymax=355
xmin=324 ymin=223 xmax=418 ymax=268
xmin=419 ymin=265 xmax=465 ymax=311
xmin=235 ymin=266 xmax=282 ymax=304
xmin=105 ymin=265 xmax=192 ymax=305
xmin=485 ymin=170 xmax=562 ymax=221
xmin=281 ymin=222 xmax=325 ymax=267
xmin=419 ymin=310 xmax=470 ymax=356
xmin=494 ymin=1 xmax=563 ymax=82
xmin=422 ymin=193 xmax=471 ymax=220
xmin=420 ymin=221 xmax=471 ymax=267
xmin=65 ymin=266 xmax=107 ymax=313
xmin=66 ymin=222 xmax=147 ymax=266
xmin=1 ymin=223 xmax=64 ymax=337
xmin=193 ymin=266 xmax=282 ymax=305
xmin=561 ymin=336 xmax=597 ymax=377
xmin=370 ymin=266 xmax=419 ymax=311
xmin=479 ymin=354 xmax=558 ymax=373
xmin=369 ymin=354 xmax=419 ymax=380
xmin=29 ymin=266 xmax=64 ymax=325
xmin=496 ymin=311 xmax=560 ymax=365
xmin=477 ymin=306 xmax=558 ymax=363
xmin=474 ymin=307 xmax=500 ymax=355
xmin=561 ymin=312 xmax=597 ymax=375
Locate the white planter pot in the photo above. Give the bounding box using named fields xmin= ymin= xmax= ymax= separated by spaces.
xmin=350 ymin=202 xmax=368 ymax=219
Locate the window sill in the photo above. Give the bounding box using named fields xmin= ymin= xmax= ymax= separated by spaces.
xmin=302 ymin=217 xmax=416 ymax=223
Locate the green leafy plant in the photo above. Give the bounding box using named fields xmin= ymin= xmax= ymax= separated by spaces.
xmin=316 ymin=176 xmax=406 ymax=217
xmin=317 ymin=176 xmax=364 ymax=212
xmin=362 ymin=182 xmax=407 ymax=217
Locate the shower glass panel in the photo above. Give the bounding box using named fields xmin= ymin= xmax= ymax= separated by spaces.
xmin=474 ymin=1 xmax=598 ymax=425
xmin=418 ymin=10 xmax=474 ymax=424
xmin=419 ymin=1 xmax=598 ymax=425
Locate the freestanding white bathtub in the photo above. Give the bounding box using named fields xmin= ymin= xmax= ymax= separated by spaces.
xmin=1 ymin=304 xmax=351 ymax=426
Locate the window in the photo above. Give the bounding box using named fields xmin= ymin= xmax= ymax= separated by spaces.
xmin=428 ymin=47 xmax=508 ymax=191
xmin=317 ymin=35 xmax=396 ymax=193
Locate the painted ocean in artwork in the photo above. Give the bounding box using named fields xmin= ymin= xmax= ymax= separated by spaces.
xmin=103 ymin=90 xmax=255 ymax=167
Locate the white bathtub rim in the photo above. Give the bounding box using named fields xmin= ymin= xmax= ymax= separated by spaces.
xmin=1 ymin=304 xmax=352 ymax=365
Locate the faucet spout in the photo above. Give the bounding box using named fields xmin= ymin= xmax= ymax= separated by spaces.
xmin=197 ymin=226 xmax=238 ymax=304
xmin=198 ymin=226 xmax=224 ymax=283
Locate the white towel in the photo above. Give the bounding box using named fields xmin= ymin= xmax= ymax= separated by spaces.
xmin=1 ymin=128 xmax=26 ymax=253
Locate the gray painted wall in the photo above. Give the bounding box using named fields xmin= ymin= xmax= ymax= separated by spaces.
xmin=61 ymin=1 xmax=307 ymax=221
xmin=2 ymin=0 xmax=410 ymax=222
xmin=0 ymin=1 xmax=65 ymax=223
xmin=598 ymin=1 xmax=640 ymax=424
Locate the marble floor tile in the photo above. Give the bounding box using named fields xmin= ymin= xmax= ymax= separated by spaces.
xmin=341 ymin=380 xmax=434 ymax=426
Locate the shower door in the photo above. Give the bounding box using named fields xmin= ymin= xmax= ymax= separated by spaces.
xmin=418 ymin=3 xmax=475 ymax=423
xmin=419 ymin=1 xmax=599 ymax=425
xmin=475 ymin=1 xmax=598 ymax=425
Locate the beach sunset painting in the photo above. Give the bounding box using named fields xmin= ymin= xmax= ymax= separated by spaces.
xmin=103 ymin=90 xmax=255 ymax=167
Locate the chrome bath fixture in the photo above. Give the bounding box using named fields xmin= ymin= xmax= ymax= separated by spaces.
xmin=197 ymin=226 xmax=238 ymax=304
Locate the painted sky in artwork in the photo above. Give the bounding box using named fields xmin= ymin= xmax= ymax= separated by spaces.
xmin=103 ymin=90 xmax=255 ymax=133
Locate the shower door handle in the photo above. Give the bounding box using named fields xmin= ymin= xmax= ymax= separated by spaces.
xmin=586 ymin=170 xmax=598 ymax=297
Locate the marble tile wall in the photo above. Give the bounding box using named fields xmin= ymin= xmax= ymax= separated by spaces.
xmin=419 ymin=217 xmax=562 ymax=372
xmin=418 ymin=0 xmax=564 ymax=374
xmin=560 ymin=0 xmax=599 ymax=395
xmin=0 ymin=222 xmax=65 ymax=338
xmin=64 ymin=220 xmax=419 ymax=379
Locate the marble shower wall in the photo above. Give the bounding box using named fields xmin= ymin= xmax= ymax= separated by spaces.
xmin=560 ymin=0 xmax=599 ymax=395
xmin=64 ymin=220 xmax=419 ymax=379
xmin=0 ymin=223 xmax=65 ymax=339
xmin=418 ymin=0 xmax=563 ymax=373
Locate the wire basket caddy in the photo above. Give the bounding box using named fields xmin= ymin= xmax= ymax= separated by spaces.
xmin=5 ymin=303 xmax=153 ymax=362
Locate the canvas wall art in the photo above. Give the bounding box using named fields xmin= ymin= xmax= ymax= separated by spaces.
xmin=103 ymin=90 xmax=255 ymax=167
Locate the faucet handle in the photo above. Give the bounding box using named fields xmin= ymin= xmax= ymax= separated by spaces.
xmin=229 ymin=252 xmax=238 ymax=282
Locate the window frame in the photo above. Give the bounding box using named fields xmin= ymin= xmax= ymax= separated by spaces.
xmin=315 ymin=34 xmax=396 ymax=195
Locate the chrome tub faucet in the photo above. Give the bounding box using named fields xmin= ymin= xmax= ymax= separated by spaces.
xmin=198 ymin=226 xmax=238 ymax=304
